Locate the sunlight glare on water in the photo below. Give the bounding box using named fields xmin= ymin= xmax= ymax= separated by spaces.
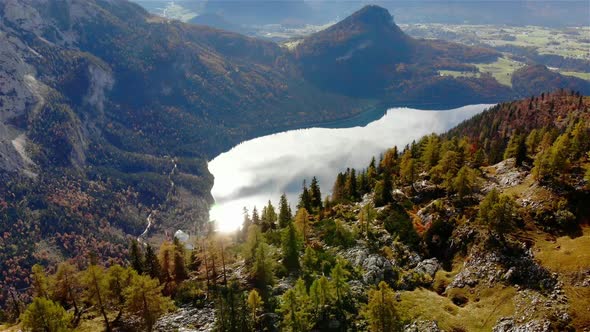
xmin=209 ymin=104 xmax=493 ymax=232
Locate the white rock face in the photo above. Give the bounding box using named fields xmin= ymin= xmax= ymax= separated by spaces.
xmin=85 ymin=65 xmax=114 ymax=113
xmin=2 ymin=0 xmax=48 ymax=36
xmin=0 ymin=27 xmax=40 ymax=174
xmin=0 ymin=0 xmax=116 ymax=174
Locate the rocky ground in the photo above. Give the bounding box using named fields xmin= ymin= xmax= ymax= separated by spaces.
xmin=155 ymin=158 xmax=590 ymax=331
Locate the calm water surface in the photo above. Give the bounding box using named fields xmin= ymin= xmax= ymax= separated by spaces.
xmin=209 ymin=104 xmax=493 ymax=231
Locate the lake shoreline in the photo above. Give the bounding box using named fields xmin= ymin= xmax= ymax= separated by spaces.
xmin=208 ymin=104 xmax=495 ymax=231
xmin=214 ymin=99 xmax=503 ymax=161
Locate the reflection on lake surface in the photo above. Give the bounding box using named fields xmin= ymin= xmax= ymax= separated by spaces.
xmin=209 ymin=104 xmax=493 ymax=231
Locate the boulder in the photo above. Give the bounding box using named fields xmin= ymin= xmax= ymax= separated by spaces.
xmin=155 ymin=305 xmax=216 ymax=332
xmin=404 ymin=320 xmax=441 ymax=332
xmin=414 ymin=258 xmax=440 ymax=278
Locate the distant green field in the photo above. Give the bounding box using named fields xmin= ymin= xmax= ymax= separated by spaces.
xmin=439 ymin=56 xmax=525 ymax=87
xmin=402 ymin=24 xmax=590 ymax=61
xmin=475 ymin=56 xmax=525 ymax=87
xmin=558 ymin=71 xmax=590 ymax=81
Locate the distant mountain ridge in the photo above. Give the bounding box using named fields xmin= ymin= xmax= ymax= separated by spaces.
xmin=293 ymin=5 xmax=589 ymax=104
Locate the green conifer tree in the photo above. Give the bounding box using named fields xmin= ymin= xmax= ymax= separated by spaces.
xmin=298 ymin=180 xmax=312 ymax=212
xmin=82 ymin=264 xmax=111 ymax=331
xmin=294 ymin=208 xmax=310 ymax=244
xmin=278 ymin=194 xmax=292 ymax=228
xmin=504 ymin=134 xmax=527 ymax=166
xmin=282 ymin=222 xmax=302 ymax=271
xmin=309 ymin=177 xmax=323 ymax=211
xmin=51 ymin=262 xmax=82 ymax=323
xmin=144 ymin=244 xmax=162 ymax=280
xmin=130 ymin=239 xmax=144 ymax=273
xmin=252 ymin=242 xmax=275 ymax=288
xmin=173 ymin=238 xmax=189 ymax=282
xmin=21 ymin=297 xmax=72 ymax=332
xmin=31 ymin=264 xmax=50 ymax=299
xmin=123 ymin=274 xmax=174 ymax=332
xmin=362 ymin=281 xmax=400 ymax=332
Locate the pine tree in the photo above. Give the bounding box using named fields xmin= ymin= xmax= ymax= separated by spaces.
xmin=301 ymin=246 xmax=319 ymax=280
xmin=331 ymin=173 xmax=346 ymax=203
xmin=330 ymin=262 xmax=350 ymax=322
xmin=344 ymin=169 xmax=358 ymax=201
xmin=173 ymin=238 xmax=189 ymax=282
xmin=297 ymin=180 xmax=312 ymax=212
xmin=525 ymin=128 xmax=542 ymax=156
xmin=189 ymin=249 xmax=202 ymax=272
xmin=504 ymin=133 xmax=527 ymax=166
xmin=374 ymin=173 xmax=393 ymax=207
xmin=123 ymin=274 xmax=174 ymax=332
xmin=278 ymin=194 xmax=292 ymax=228
xmin=569 ymin=121 xmax=588 ymax=159
xmin=452 ymin=166 xmax=479 ymax=199
xmin=367 ymin=157 xmax=377 ymax=188
xmin=241 ymin=207 xmax=252 ymax=241
xmin=144 ymin=244 xmax=162 ymax=280
xmin=82 ymin=264 xmax=111 ymax=331
xmin=362 ymin=281 xmax=400 ymax=332
xmin=282 ymin=222 xmax=302 ymax=271
xmin=130 ymin=239 xmax=144 ymax=273
xmin=251 ymin=206 xmax=260 ymax=225
xmin=358 ymin=203 xmax=377 ymax=240
xmin=421 ymin=134 xmax=440 ymax=169
xmin=261 ymin=200 xmax=277 ymax=232
xmin=309 ymin=276 xmax=333 ymax=315
xmin=216 ymin=280 xmax=249 ymax=332
xmin=309 ymin=177 xmax=323 ymax=210
xmin=278 ymin=278 xmax=311 ymax=332
xmin=51 ymin=262 xmax=82 ymax=324
xmin=243 ymin=224 xmax=262 ymax=263
xmin=158 ymin=241 xmax=175 ymax=291
xmin=294 ymin=208 xmax=310 ymax=244
xmin=31 ymin=264 xmax=50 ymax=299
xmin=473 ymin=148 xmax=486 ymax=168
xmin=380 ymin=147 xmax=399 ymax=175
xmin=533 ymin=133 xmax=571 ymax=182
xmin=252 ymin=242 xmax=275 ymax=288
xmin=358 ymin=170 xmax=369 ymax=196
xmin=400 ymin=150 xmax=416 ymax=186
xmin=247 ymin=289 xmax=263 ymax=326
xmin=478 ymin=189 xmax=516 ymax=239
xmin=21 ymin=297 xmax=72 ymax=332
xmin=107 ymin=265 xmax=136 ymax=321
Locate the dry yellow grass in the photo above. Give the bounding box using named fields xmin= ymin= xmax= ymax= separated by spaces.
xmin=533 ymin=226 xmax=590 ymax=330
xmin=397 ymin=285 xmax=517 ymax=331
xmin=534 ymin=226 xmax=590 ymax=273
xmin=565 ymin=286 xmax=590 ymax=330
xmin=0 ymin=323 xmax=20 ymax=332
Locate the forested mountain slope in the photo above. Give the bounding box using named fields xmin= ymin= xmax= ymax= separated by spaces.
xmin=174 ymin=90 xmax=587 ymax=331
xmin=1 ymin=0 xmax=589 ymax=320
xmin=4 ymin=89 xmax=588 ymax=330
xmin=293 ymin=5 xmax=511 ymax=103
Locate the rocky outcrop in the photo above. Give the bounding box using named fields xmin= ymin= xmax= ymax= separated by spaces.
xmin=493 ymin=317 xmax=552 ymax=332
xmin=0 ymin=28 xmax=41 ymax=174
xmin=155 ymin=305 xmax=216 ymax=332
xmin=448 ymin=244 xmax=556 ymax=291
xmin=343 ymin=246 xmax=396 ymax=285
xmin=413 ymin=258 xmax=440 ymax=278
xmin=483 ymin=158 xmax=527 ymax=192
xmin=404 ymin=320 xmax=442 ymax=332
